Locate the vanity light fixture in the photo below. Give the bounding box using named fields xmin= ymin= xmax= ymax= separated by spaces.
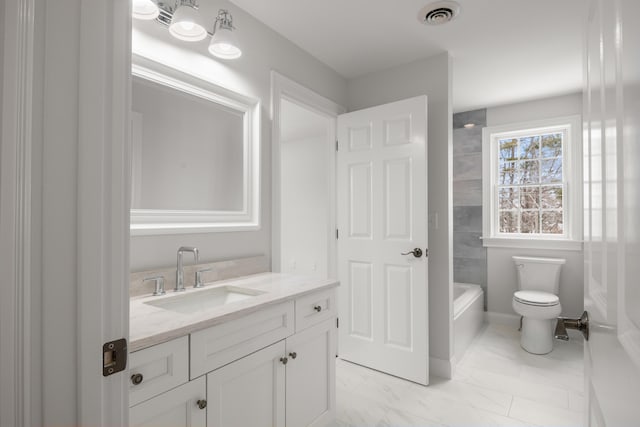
xmin=132 ymin=1 xmax=242 ymax=59
xmin=132 ymin=0 xmax=160 ymax=20
xmin=208 ymin=9 xmax=242 ymax=59
xmin=168 ymin=0 xmax=208 ymax=42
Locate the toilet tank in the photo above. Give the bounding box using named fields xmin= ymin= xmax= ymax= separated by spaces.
xmin=512 ymin=256 xmax=566 ymax=294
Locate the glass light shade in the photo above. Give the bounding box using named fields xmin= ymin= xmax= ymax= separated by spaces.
xmin=208 ymin=27 xmax=242 ymax=59
xmin=132 ymin=0 xmax=159 ymax=20
xmin=169 ymin=4 xmax=207 ymax=42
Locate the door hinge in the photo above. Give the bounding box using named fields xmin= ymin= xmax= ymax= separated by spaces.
xmin=336 ymin=140 xmax=339 ymax=151
xmin=103 ymin=338 xmax=127 ymax=377
xmin=336 ymin=317 xmax=339 ymax=328
xmin=336 ymin=229 xmax=339 ymax=239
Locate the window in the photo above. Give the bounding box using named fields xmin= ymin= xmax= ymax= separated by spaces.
xmin=482 ymin=116 xmax=582 ymax=250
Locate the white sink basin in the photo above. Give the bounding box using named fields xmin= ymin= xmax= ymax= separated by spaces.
xmin=145 ymin=286 xmax=265 ymax=314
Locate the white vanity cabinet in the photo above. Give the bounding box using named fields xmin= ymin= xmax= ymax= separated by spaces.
xmin=206 ymin=317 xmax=337 ymax=427
xmin=285 ymin=317 xmax=337 ymax=427
xmin=129 ymin=284 xmax=337 ymax=427
xmin=129 ymin=376 xmax=207 ymax=427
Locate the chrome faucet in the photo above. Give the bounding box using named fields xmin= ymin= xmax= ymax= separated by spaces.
xmin=175 ymin=246 xmax=199 ymax=292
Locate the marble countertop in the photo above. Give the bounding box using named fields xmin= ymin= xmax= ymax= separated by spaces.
xmin=129 ymin=272 xmax=339 ymax=352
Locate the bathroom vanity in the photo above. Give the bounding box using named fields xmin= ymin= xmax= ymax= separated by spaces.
xmin=128 ymin=273 xmax=338 ymax=427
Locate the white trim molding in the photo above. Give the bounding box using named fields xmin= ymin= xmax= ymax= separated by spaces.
xmin=482 ymin=115 xmax=583 ymax=250
xmin=270 ymin=71 xmax=346 ymax=277
xmin=0 ymin=0 xmax=35 ymax=426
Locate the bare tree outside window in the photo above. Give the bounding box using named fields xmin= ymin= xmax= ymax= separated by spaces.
xmin=497 ymin=132 xmax=564 ymax=235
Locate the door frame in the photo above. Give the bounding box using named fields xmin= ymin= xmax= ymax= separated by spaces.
xmin=0 ymin=0 xmax=131 ymax=425
xmin=0 ymin=0 xmax=35 ymax=425
xmin=270 ymin=71 xmax=346 ymax=278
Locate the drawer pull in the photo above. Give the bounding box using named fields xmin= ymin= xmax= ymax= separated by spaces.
xmin=313 ymin=305 xmax=322 ymax=312
xmin=280 ymin=356 xmax=288 ymax=365
xmin=288 ymin=352 xmax=297 ymax=359
xmin=197 ymin=399 xmax=207 ymax=410
xmin=130 ymin=373 xmax=144 ymax=385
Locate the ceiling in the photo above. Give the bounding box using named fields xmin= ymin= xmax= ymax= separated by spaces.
xmin=228 ymin=0 xmax=585 ymax=112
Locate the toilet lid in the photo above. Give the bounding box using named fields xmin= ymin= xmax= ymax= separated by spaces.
xmin=514 ymin=290 xmax=560 ymax=307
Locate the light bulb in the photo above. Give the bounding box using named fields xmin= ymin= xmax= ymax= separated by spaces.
xmin=132 ymin=0 xmax=159 ymax=20
xmin=169 ymin=4 xmax=207 ymax=42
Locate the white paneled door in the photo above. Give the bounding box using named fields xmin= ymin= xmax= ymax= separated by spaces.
xmin=337 ymin=96 xmax=428 ymax=385
xmin=583 ymin=0 xmax=640 ymax=425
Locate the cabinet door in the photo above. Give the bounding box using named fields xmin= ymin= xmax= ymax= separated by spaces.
xmin=207 ymin=341 xmax=286 ymax=427
xmin=129 ymin=376 xmax=206 ymax=427
xmin=286 ymin=318 xmax=337 ymax=427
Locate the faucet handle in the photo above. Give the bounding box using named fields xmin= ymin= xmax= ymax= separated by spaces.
xmin=144 ymin=275 xmax=165 ymax=296
xmin=195 ymin=268 xmax=212 ymax=288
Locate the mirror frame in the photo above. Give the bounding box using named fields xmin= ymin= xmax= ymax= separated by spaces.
xmin=130 ymin=55 xmax=261 ymax=235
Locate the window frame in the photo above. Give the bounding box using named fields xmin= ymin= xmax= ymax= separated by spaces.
xmin=482 ymin=115 xmax=583 ymax=250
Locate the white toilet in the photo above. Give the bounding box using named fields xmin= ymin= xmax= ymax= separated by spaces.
xmin=512 ymin=256 xmax=565 ymax=354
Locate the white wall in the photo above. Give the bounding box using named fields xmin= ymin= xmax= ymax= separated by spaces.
xmin=281 ymin=135 xmax=329 ymax=278
xmin=130 ymin=0 xmax=347 ymax=271
xmin=485 ymin=92 xmax=584 ymax=316
xmin=347 ymin=53 xmax=454 ymax=367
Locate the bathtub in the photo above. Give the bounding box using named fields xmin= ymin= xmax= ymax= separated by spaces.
xmin=453 ymin=282 xmax=485 ymax=361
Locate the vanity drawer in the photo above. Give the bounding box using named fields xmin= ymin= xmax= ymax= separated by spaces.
xmin=129 ymin=336 xmax=189 ymax=407
xmin=295 ymin=288 xmax=337 ymax=332
xmin=190 ymin=301 xmax=295 ymax=379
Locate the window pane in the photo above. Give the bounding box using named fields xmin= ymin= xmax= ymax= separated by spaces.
xmin=541 ymin=133 xmax=562 ymax=158
xmin=542 ymin=211 xmax=563 ymax=234
xmin=518 ymin=160 xmax=539 ymax=184
xmin=499 ymin=138 xmax=518 ymax=162
xmin=499 ymin=187 xmax=518 ymax=209
xmin=541 ymin=185 xmax=563 ymax=209
xmin=540 ymin=158 xmax=562 ymax=183
xmin=521 ymin=211 xmax=540 ymax=233
xmin=499 ymin=161 xmax=518 ymax=185
xmin=520 ymin=186 xmax=540 ymax=209
xmin=500 ymin=211 xmax=518 ymax=233
xmin=519 ymin=136 xmax=540 ymax=159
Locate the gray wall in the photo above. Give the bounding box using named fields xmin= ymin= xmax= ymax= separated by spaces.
xmin=452 ymin=110 xmax=487 ymax=299
xmin=347 ymin=52 xmax=454 ymax=367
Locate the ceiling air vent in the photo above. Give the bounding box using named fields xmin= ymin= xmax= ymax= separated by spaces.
xmin=418 ymin=1 xmax=460 ymax=26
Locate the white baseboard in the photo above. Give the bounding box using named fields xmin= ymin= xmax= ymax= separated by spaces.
xmin=485 ymin=311 xmax=521 ymax=329
xmin=429 ymin=356 xmax=453 ymax=380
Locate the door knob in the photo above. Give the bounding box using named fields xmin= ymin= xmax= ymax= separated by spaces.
xmin=401 ymin=248 xmax=423 ymax=258
xmin=197 ymin=399 xmax=207 ymax=410
xmin=280 ymin=357 xmax=288 ymax=365
xmin=289 ymin=352 xmax=297 ymax=359
xmin=555 ymin=311 xmax=589 ymax=341
xmin=130 ymin=373 xmax=144 ymax=385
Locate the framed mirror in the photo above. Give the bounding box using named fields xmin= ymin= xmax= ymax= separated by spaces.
xmin=130 ymin=55 xmax=260 ymax=235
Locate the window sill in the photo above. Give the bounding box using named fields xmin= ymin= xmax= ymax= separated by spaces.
xmin=481 ymin=237 xmax=583 ymax=251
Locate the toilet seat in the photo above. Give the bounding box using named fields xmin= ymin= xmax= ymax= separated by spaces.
xmin=513 ymin=290 xmax=559 ymax=307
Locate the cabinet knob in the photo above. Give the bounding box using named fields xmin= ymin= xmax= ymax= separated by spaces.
xmin=280 ymin=357 xmax=288 ymax=365
xmin=197 ymin=399 xmax=207 ymax=410
xmin=130 ymin=373 xmax=144 ymax=385
xmin=313 ymin=305 xmax=322 ymax=312
xmin=288 ymin=352 xmax=297 ymax=359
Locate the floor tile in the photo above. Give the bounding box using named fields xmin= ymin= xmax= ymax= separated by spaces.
xmin=509 ymin=396 xmax=583 ymax=426
xmin=335 ymin=323 xmax=585 ymax=427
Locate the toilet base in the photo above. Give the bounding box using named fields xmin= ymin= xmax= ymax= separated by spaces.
xmin=520 ymin=317 xmax=554 ymax=354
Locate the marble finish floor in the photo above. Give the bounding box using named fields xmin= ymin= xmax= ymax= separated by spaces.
xmin=334 ymin=322 xmax=584 ymax=426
